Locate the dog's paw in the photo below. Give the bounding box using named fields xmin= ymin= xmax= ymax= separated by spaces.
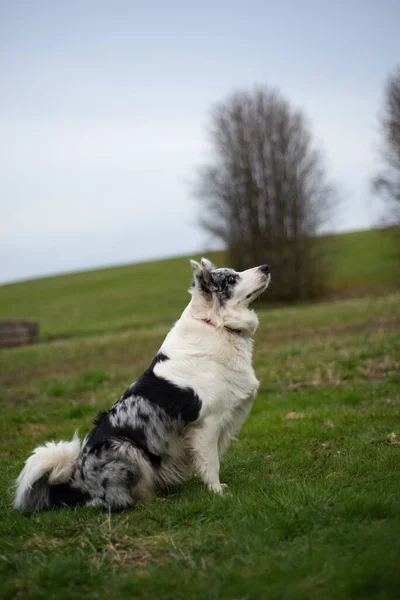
xmin=208 ymin=482 xmax=228 ymax=494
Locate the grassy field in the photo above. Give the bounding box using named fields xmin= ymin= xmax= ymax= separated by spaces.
xmin=0 ymin=228 xmax=399 ymax=599
xmin=0 ymin=227 xmax=398 ymax=340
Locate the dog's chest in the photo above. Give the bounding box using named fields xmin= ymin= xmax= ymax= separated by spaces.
xmin=155 ymin=350 xmax=258 ymax=415
xmin=158 ymin=322 xmax=259 ymax=418
xmin=179 ymin=355 xmax=259 ymax=419
xmin=204 ymin=362 xmax=259 ymax=414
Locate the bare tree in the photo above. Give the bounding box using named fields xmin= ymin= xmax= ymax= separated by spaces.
xmin=194 ymin=86 xmax=335 ymax=301
xmin=372 ymin=66 xmax=400 ymax=225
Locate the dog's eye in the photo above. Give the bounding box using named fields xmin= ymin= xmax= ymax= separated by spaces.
xmin=227 ymin=275 xmax=236 ymax=285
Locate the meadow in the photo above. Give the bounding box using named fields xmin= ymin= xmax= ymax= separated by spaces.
xmin=0 ymin=227 xmax=399 ymax=599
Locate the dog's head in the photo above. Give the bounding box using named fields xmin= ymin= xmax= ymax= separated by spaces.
xmin=189 ymin=258 xmax=270 ymax=335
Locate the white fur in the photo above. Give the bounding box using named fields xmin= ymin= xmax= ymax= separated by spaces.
xmin=14 ymin=433 xmax=81 ymax=509
xmin=155 ymin=261 xmax=269 ymax=493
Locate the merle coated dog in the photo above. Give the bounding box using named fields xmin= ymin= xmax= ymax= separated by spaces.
xmin=14 ymin=258 xmax=270 ymax=511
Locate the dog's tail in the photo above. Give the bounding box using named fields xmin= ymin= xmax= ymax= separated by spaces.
xmin=14 ymin=433 xmax=87 ymax=511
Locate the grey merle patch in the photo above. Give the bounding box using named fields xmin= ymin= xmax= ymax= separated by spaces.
xmin=66 ymin=351 xmax=202 ymax=510
xmin=195 ymin=268 xmax=240 ymax=305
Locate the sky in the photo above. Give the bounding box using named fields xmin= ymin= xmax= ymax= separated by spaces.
xmin=1 ymin=0 xmax=399 ymax=284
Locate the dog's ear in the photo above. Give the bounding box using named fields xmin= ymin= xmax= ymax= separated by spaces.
xmin=190 ymin=259 xmax=201 ymax=276
xmin=189 ymin=258 xmax=214 ymax=297
xmin=189 ymin=260 xmax=205 ymax=294
xmin=200 ymin=258 xmax=216 ymax=272
xmin=200 ymin=258 xmax=215 ymax=286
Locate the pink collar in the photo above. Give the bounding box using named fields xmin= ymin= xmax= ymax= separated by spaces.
xmin=201 ymin=318 xmax=240 ymax=335
xmin=202 ymin=318 xmax=216 ymax=327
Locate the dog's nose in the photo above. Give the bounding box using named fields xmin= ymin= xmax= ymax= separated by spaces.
xmin=259 ymin=264 xmax=270 ymax=275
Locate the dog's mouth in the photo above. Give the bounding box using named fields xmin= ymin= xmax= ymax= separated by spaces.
xmin=246 ymin=279 xmax=270 ymax=303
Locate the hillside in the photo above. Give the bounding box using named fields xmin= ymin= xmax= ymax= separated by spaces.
xmin=0 ymin=227 xmax=398 ymax=340
xmin=1 ymin=227 xmax=399 ymax=599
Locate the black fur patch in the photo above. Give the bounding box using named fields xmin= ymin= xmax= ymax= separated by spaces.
xmin=83 ymin=350 xmax=200 ymax=470
xmin=131 ymin=365 xmax=201 ymax=423
xmin=85 ymin=421 xmax=162 ymax=468
xmin=49 ymin=482 xmax=90 ymax=508
xmin=93 ymin=411 xmax=107 ymax=426
xmin=196 ymin=272 xmax=212 ymax=296
xmin=138 ymin=411 xmax=150 ymax=423
xmin=121 ymin=351 xmax=201 ymax=422
xmin=121 ymin=352 xmax=169 ymax=400
xmin=149 ymin=352 xmax=169 ymax=368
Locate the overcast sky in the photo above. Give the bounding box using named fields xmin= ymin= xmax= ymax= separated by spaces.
xmin=1 ymin=0 xmax=399 ymax=284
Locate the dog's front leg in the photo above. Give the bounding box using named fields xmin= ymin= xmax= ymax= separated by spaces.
xmin=218 ymin=393 xmax=256 ymax=460
xmin=191 ymin=418 xmax=226 ymax=493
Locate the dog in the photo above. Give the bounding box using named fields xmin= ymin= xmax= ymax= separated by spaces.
xmin=14 ymin=258 xmax=270 ymax=511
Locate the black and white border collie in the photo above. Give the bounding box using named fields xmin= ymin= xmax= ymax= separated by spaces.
xmin=14 ymin=258 xmax=270 ymax=512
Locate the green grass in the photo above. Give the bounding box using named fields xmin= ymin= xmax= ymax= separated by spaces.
xmin=325 ymin=226 xmax=399 ymax=295
xmin=0 ymin=227 xmax=398 ymax=340
xmin=0 ymin=228 xmax=399 ymax=599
